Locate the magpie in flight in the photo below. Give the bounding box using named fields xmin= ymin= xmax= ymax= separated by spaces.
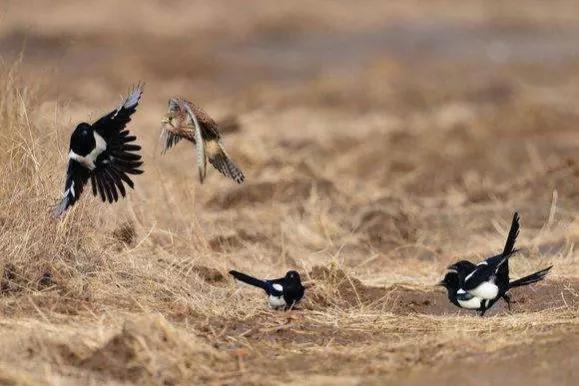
xmin=438 ymin=212 xmax=553 ymax=315
xmin=160 ymin=98 xmax=245 ymax=184
xmin=52 ymin=84 xmax=144 ymax=217
xmin=229 ymin=270 xmax=305 ymax=310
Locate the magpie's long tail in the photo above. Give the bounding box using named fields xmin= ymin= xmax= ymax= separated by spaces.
xmin=509 ymin=266 xmax=553 ymax=289
xmin=229 ymin=270 xmax=267 ymax=290
xmin=502 ymin=212 xmax=520 ymax=256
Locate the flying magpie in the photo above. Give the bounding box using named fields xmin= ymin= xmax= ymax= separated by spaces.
xmin=229 ymin=270 xmax=305 ymax=310
xmin=438 ymin=212 xmax=553 ymax=315
xmin=52 ymin=84 xmax=144 ymax=217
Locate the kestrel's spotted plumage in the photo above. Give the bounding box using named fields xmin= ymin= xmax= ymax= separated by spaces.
xmin=160 ymin=98 xmax=244 ymax=184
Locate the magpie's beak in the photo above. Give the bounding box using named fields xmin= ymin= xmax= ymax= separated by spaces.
xmin=436 ymin=280 xmax=445 ymax=287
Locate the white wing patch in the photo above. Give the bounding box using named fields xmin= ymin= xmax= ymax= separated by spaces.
xmin=272 ymin=283 xmax=283 ymax=292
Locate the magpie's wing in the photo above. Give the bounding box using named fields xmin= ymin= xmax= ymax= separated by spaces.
xmin=462 ymin=264 xmax=495 ymax=291
xmin=92 ymin=84 xmax=143 ymax=138
xmin=266 ymin=277 xmax=286 ymax=296
xmin=183 ymin=101 xmax=207 ymax=183
xmin=52 ymin=160 xmax=91 ymax=217
xmin=89 ymin=85 xmax=144 ymax=202
xmin=502 ymin=212 xmax=520 ymax=256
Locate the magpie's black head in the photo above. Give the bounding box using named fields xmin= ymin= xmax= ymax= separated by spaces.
xmin=70 ymin=122 xmax=95 ymax=155
xmin=448 ymin=260 xmax=476 ymax=274
xmin=285 ymin=270 xmax=301 ymax=283
xmin=438 ymin=271 xmax=459 ymax=292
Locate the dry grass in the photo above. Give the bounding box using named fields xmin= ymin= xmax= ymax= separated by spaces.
xmin=1 ymin=1 xmax=579 ymax=385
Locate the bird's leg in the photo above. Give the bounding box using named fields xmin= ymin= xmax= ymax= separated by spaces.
xmin=479 ymin=304 xmax=487 ymax=317
xmin=502 ymin=293 xmax=512 ymax=311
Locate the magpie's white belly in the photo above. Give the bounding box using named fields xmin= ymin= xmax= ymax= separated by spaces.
xmin=469 ymin=282 xmax=499 ymax=299
xmin=268 ymin=283 xmax=286 ymax=309
xmin=268 ymin=295 xmax=286 ymax=309
xmin=69 ymin=132 xmax=107 ymax=170
xmin=457 ymin=296 xmax=482 ymax=309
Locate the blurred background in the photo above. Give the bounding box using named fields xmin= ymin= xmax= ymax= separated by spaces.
xmin=0 ymin=1 xmax=578 ymax=385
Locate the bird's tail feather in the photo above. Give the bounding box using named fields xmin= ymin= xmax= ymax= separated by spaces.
xmin=509 ymin=266 xmax=553 ymax=289
xmin=208 ymin=143 xmax=244 ymax=184
xmin=502 ymin=212 xmax=520 ymax=256
xmin=229 ymin=270 xmax=267 ymax=290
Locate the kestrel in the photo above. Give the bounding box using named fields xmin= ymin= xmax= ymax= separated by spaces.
xmin=160 ymin=98 xmax=244 ymax=184
xmin=52 ymin=84 xmax=144 ymax=217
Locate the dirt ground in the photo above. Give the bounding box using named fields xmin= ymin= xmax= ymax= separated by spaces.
xmin=1 ymin=1 xmax=579 ymax=385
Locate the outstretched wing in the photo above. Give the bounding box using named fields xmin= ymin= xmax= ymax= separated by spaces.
xmin=160 ymin=127 xmax=183 ymax=154
xmin=52 ymin=160 xmax=91 ymax=217
xmin=92 ymin=83 xmax=144 ymax=138
xmin=91 ymin=85 xmax=144 ymax=202
xmin=183 ymin=102 xmax=207 ymax=183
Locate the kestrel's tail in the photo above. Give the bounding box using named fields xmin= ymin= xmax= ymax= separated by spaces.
xmin=206 ymin=140 xmax=245 ymax=184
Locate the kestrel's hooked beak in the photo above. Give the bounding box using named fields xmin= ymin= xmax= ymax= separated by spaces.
xmin=161 ymin=117 xmax=170 ymax=124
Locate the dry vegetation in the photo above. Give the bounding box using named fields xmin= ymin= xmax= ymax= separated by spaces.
xmin=1 ymin=1 xmax=579 ymax=385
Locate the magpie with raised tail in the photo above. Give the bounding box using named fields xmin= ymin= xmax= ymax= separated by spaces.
xmin=439 ymin=264 xmax=552 ymax=315
xmin=52 ymin=84 xmax=144 ymax=217
xmin=438 ymin=212 xmax=553 ymax=315
xmin=229 ymin=270 xmax=305 ymax=310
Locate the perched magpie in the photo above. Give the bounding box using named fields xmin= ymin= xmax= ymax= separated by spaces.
xmin=438 ymin=212 xmax=553 ymax=315
xmin=52 ymin=84 xmax=144 ymax=217
xmin=229 ymin=270 xmax=305 ymax=310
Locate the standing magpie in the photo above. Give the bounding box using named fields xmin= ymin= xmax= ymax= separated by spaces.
xmin=229 ymin=270 xmax=305 ymax=310
xmin=438 ymin=212 xmax=553 ymax=315
xmin=439 ymin=264 xmax=552 ymax=315
xmin=52 ymin=84 xmax=144 ymax=217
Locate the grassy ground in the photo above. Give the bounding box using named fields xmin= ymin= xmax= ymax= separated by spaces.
xmin=0 ymin=1 xmax=578 ymax=385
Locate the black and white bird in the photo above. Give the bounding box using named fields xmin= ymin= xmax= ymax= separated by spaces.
xmin=52 ymin=84 xmax=144 ymax=217
xmin=438 ymin=212 xmax=553 ymax=315
xmin=229 ymin=270 xmax=305 ymax=310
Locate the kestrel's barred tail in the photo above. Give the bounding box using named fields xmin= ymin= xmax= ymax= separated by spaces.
xmin=206 ymin=140 xmax=245 ymax=184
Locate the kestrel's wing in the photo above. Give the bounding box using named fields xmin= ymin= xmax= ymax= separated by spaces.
xmin=160 ymin=126 xmax=183 ymax=154
xmin=183 ymin=102 xmax=207 ymax=183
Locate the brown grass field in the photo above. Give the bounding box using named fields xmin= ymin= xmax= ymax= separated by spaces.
xmin=1 ymin=1 xmax=579 ymax=385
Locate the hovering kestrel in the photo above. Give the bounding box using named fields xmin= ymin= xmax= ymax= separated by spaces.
xmin=52 ymin=84 xmax=144 ymax=218
xmin=160 ymin=98 xmax=245 ymax=184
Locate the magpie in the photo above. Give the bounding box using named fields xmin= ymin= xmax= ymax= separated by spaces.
xmin=52 ymin=84 xmax=144 ymax=217
xmin=229 ymin=270 xmax=305 ymax=310
xmin=439 ymin=264 xmax=552 ymax=315
xmin=438 ymin=212 xmax=553 ymax=315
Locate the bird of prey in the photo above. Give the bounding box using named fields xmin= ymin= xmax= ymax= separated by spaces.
xmin=52 ymin=84 xmax=144 ymax=217
xmin=229 ymin=270 xmax=305 ymax=310
xmin=160 ymin=98 xmax=244 ymax=184
xmin=438 ymin=212 xmax=553 ymax=316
